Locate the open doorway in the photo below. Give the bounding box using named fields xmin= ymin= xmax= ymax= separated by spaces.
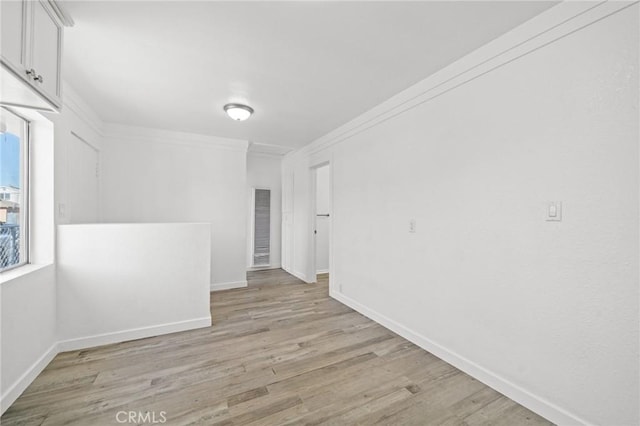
xmin=313 ymin=163 xmax=330 ymax=283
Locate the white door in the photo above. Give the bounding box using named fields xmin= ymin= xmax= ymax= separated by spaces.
xmin=68 ymin=134 xmax=99 ymax=223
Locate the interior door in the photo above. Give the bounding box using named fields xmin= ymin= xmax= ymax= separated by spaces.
xmin=68 ymin=133 xmax=99 ymax=223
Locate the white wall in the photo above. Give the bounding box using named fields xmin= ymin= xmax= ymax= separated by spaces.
xmin=247 ymin=152 xmax=282 ymax=270
xmin=46 ymin=83 xmax=104 ymax=225
xmin=100 ymin=125 xmax=248 ymax=287
xmin=282 ymin=3 xmax=639 ymax=425
xmin=315 ymin=165 xmax=330 ymax=273
xmin=65 ymin=134 xmax=99 ymax=223
xmin=1 ymin=107 xmax=57 ymax=413
xmin=57 ymin=223 xmax=211 ymax=348
xmin=282 ymin=153 xmax=315 ymax=282
xmin=0 ymin=265 xmax=56 ymax=413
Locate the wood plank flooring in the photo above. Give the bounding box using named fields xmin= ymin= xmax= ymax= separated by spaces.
xmin=1 ymin=269 xmax=553 ymax=425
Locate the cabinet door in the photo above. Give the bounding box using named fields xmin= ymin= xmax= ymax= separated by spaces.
xmin=30 ymin=0 xmax=62 ymax=102
xmin=0 ymin=0 xmax=27 ymax=71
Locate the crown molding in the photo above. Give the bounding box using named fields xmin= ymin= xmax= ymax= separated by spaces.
xmin=287 ymin=1 xmax=635 ymax=160
xmin=248 ymin=142 xmax=292 ymax=157
xmin=62 ymin=82 xmax=105 ymax=137
xmin=103 ymin=123 xmax=249 ymax=152
xmin=48 ymin=0 xmax=74 ymax=27
xmin=248 ymin=151 xmax=286 ymax=160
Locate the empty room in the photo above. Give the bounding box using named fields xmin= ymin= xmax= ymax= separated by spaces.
xmin=0 ymin=1 xmax=638 ymax=425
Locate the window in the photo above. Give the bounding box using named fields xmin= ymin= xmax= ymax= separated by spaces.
xmin=0 ymin=108 xmax=29 ymax=271
xmin=252 ymin=188 xmax=271 ymax=267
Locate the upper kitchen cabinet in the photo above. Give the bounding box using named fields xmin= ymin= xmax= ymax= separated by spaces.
xmin=0 ymin=0 xmax=73 ymax=111
xmin=1 ymin=1 xmax=26 ymax=71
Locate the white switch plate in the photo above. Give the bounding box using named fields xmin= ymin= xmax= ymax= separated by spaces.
xmin=546 ymin=201 xmax=562 ymax=221
xmin=409 ymin=219 xmax=417 ymax=233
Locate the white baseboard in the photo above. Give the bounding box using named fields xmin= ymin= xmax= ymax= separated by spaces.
xmin=210 ymin=280 xmax=248 ymax=292
xmin=316 ymin=269 xmax=329 ymax=274
xmin=1 ymin=317 xmax=212 ymax=414
xmin=0 ymin=343 xmax=58 ymax=415
xmin=289 ymin=269 xmax=311 ymax=283
xmin=57 ymin=317 xmax=212 ymax=352
xmin=247 ymin=264 xmax=281 ymax=272
xmin=330 ymin=290 xmax=591 ymax=426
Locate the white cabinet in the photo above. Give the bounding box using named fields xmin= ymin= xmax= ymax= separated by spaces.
xmin=0 ymin=1 xmax=26 ymax=71
xmin=30 ymin=1 xmax=63 ymax=103
xmin=0 ymin=0 xmax=66 ymax=111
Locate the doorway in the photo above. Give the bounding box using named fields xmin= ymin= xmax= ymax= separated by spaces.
xmin=313 ymin=164 xmax=330 ymax=282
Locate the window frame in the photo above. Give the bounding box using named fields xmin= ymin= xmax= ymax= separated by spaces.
xmin=0 ymin=106 xmax=30 ymax=272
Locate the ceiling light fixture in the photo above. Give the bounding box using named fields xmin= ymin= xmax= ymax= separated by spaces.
xmin=224 ymin=103 xmax=254 ymax=121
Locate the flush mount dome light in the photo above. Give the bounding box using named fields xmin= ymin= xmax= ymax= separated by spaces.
xmin=224 ymin=103 xmax=254 ymax=121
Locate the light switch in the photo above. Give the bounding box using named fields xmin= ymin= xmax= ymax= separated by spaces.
xmin=409 ymin=219 xmax=417 ymax=233
xmin=546 ymin=202 xmax=562 ymax=221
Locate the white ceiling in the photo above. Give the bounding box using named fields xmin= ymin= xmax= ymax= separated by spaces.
xmin=62 ymin=1 xmax=557 ymax=150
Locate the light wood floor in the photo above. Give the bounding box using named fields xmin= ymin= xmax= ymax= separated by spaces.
xmin=2 ymin=269 xmax=553 ymax=425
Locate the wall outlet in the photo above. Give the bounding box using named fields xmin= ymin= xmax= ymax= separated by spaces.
xmin=409 ymin=219 xmax=417 ymax=233
xmin=58 ymin=203 xmax=66 ymax=218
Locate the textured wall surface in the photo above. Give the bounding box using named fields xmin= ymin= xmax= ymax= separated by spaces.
xmin=283 ymin=4 xmax=639 ymax=424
